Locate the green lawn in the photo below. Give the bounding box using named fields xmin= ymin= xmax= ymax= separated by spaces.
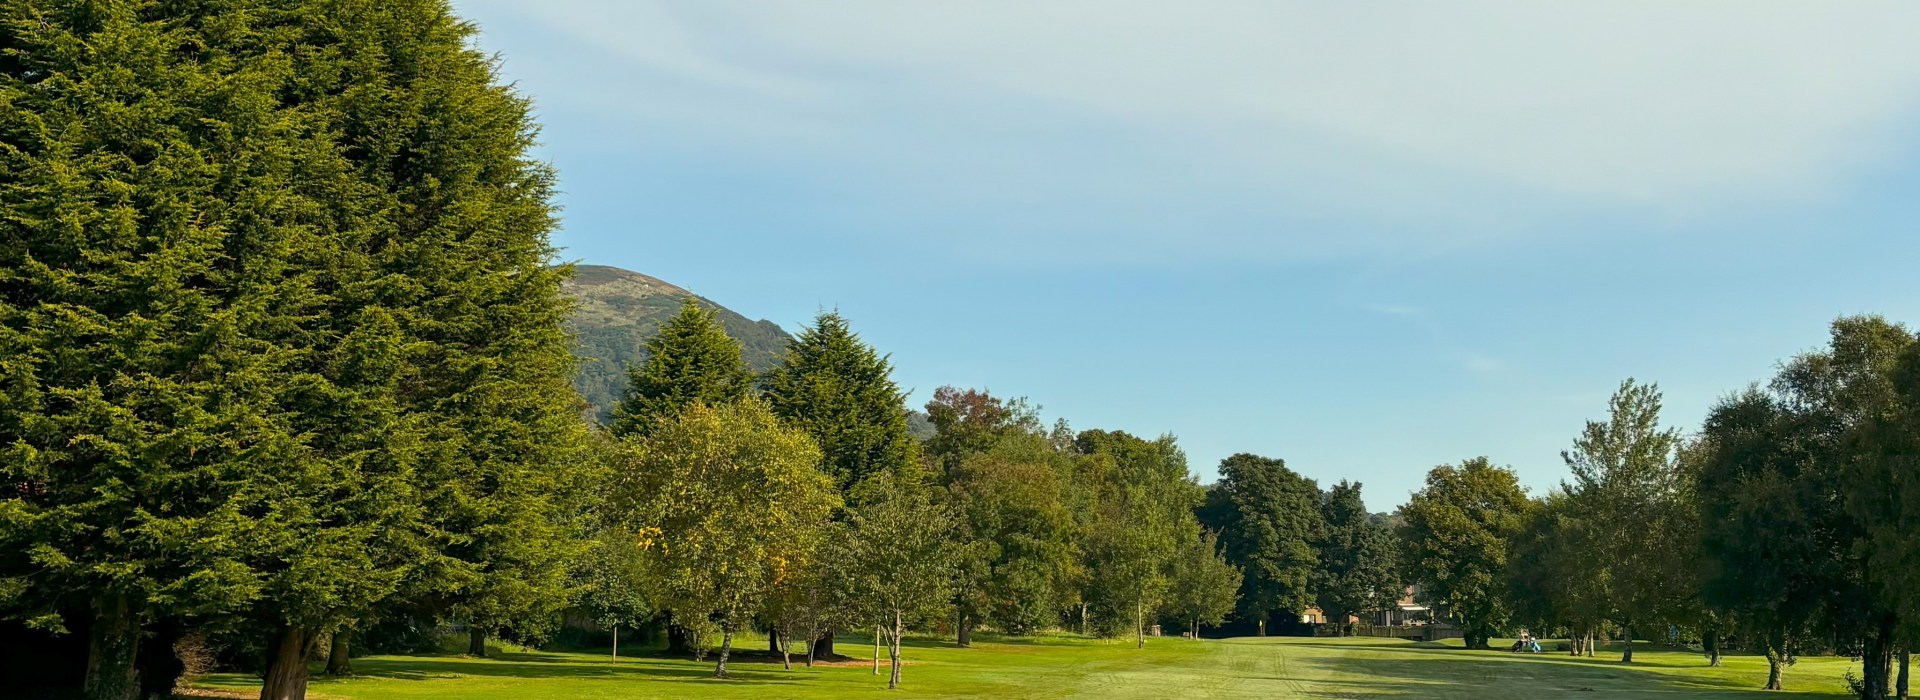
xmin=189 ymin=634 xmax=1858 ymax=699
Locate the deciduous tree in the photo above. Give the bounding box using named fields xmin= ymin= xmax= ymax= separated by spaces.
xmin=1397 ymin=457 xmax=1529 ymax=650
xmin=610 ymin=400 xmax=838 ymax=679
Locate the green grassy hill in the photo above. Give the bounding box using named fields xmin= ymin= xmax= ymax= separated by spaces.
xmin=563 ymin=265 xmax=794 ymax=422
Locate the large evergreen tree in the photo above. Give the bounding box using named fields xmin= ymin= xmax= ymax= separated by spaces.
xmin=0 ymin=5 xmax=317 ymax=696
xmin=765 ymin=311 xmax=917 ymax=496
xmin=0 ymin=2 xmax=591 ymax=698
xmin=609 ymin=299 xmax=752 ymax=437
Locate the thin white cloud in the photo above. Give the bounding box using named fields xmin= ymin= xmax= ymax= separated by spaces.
xmin=460 ymin=0 xmax=1920 ymax=261
xmin=1365 ymin=303 xmax=1422 ymax=317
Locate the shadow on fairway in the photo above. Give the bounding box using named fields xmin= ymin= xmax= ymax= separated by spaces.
xmin=328 ymin=653 xmax=802 ymax=687
xmin=1281 ymin=650 xmax=1837 ymax=699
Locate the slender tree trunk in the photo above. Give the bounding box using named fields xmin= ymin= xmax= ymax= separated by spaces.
xmin=137 ymin=617 xmax=184 ymax=700
xmin=1897 ymin=648 xmax=1909 ymax=700
xmin=806 ymin=637 xmax=816 ymax=668
xmin=780 ymin=631 xmax=791 ymax=671
xmin=84 ymin=593 xmax=140 ymax=700
xmin=714 ymin=628 xmax=732 ymax=679
xmin=467 ymin=629 xmax=487 ymax=658
xmin=1586 ymin=631 xmax=1595 ymax=657
xmin=325 ymin=631 xmax=351 ymax=676
xmin=872 ymin=626 xmax=881 ymax=674
xmin=888 ymin=610 xmax=904 ymax=690
xmin=1704 ymin=628 xmax=1720 ymax=667
xmin=1621 ymin=624 xmax=1633 ymax=663
xmin=1135 ymin=599 xmax=1145 ymax=650
xmin=258 ymin=626 xmax=316 ymax=700
xmin=1081 ymin=603 xmax=1089 ymax=636
xmin=611 ymin=624 xmax=619 ymax=663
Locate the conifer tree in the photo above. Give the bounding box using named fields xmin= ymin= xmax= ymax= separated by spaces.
xmin=609 ymin=299 xmax=752 ymax=436
xmin=0 ymin=3 xmax=342 ymax=697
xmin=764 ymin=311 xmax=918 ymax=495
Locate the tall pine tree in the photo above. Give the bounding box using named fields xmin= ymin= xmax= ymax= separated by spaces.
xmin=764 ymin=311 xmax=917 ymax=496
xmin=609 ymin=299 xmax=751 ymax=437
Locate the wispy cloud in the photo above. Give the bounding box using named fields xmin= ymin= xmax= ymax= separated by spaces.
xmin=1462 ymin=352 xmax=1508 ymax=375
xmin=1365 ymin=303 xmax=1423 ymax=317
xmin=460 ymin=0 xmax=1920 ymax=263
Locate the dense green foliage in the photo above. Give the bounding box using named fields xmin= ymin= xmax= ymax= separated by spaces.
xmin=609 ymin=399 xmax=839 ymax=678
xmin=0 ymin=1 xmax=591 ymax=698
xmin=608 ymin=300 xmax=753 ymax=437
xmin=1396 ymin=457 xmax=1530 ymax=650
xmin=1313 ymin=481 xmax=1403 ymax=634
xmin=1201 ymin=454 xmax=1322 ymax=633
xmin=764 ymin=311 xmax=918 ymax=497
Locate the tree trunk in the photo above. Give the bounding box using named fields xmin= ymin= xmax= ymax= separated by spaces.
xmin=1585 ymin=631 xmax=1595 ymax=657
xmin=84 ymin=593 xmax=140 ymax=700
xmin=1863 ymin=616 xmax=1896 ymax=700
xmin=714 ymin=628 xmax=732 ymax=679
xmin=806 ymin=637 xmax=816 ymax=667
xmin=137 ymin=617 xmax=184 ymax=700
xmin=888 ymin=610 xmax=904 ymax=690
xmin=258 ymin=626 xmax=315 ymax=700
xmin=1621 ymin=625 xmax=1633 ymax=664
xmin=1135 ymin=599 xmax=1145 ymax=650
xmin=325 ymin=631 xmax=351 ymax=676
xmin=1258 ymin=618 xmax=1266 ymax=637
xmin=768 ymin=626 xmax=781 ymax=653
xmin=1897 ymin=648 xmax=1909 ymax=700
xmin=814 ymin=630 xmax=837 ymax=657
xmin=1081 ymin=603 xmax=1089 ymax=636
xmin=873 ymin=626 xmax=881 ymax=674
xmin=1764 ymin=637 xmax=1787 ymax=691
xmin=1704 ymin=628 xmax=1720 ymax=667
xmin=611 ymin=624 xmax=619 ymax=663
xmin=467 ymin=628 xmax=487 ymax=658
xmin=780 ymin=631 xmax=791 ymax=670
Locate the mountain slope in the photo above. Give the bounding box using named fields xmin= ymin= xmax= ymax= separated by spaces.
xmin=564 ymin=265 xmax=793 ymax=421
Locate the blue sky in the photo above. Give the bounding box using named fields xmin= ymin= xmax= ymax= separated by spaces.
xmin=453 ymin=1 xmax=1920 ymax=509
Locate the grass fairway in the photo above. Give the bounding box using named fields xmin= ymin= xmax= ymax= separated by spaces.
xmin=189 ymin=634 xmax=1857 ymax=699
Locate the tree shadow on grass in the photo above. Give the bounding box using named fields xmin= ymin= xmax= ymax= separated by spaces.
xmin=1279 ymin=650 xmax=1840 ymax=699
xmin=323 ymin=653 xmax=803 ymax=687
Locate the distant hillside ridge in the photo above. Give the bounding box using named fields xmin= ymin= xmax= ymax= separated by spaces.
xmin=563 ymin=265 xmax=793 ymax=421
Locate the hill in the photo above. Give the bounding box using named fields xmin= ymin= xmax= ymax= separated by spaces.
xmin=563 ymin=265 xmax=794 ymax=421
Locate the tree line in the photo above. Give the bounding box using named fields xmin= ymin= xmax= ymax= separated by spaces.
xmin=1392 ymin=316 xmax=1920 ymax=700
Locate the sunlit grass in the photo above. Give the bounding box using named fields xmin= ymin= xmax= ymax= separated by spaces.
xmin=188 ymin=632 xmax=1858 ymax=699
